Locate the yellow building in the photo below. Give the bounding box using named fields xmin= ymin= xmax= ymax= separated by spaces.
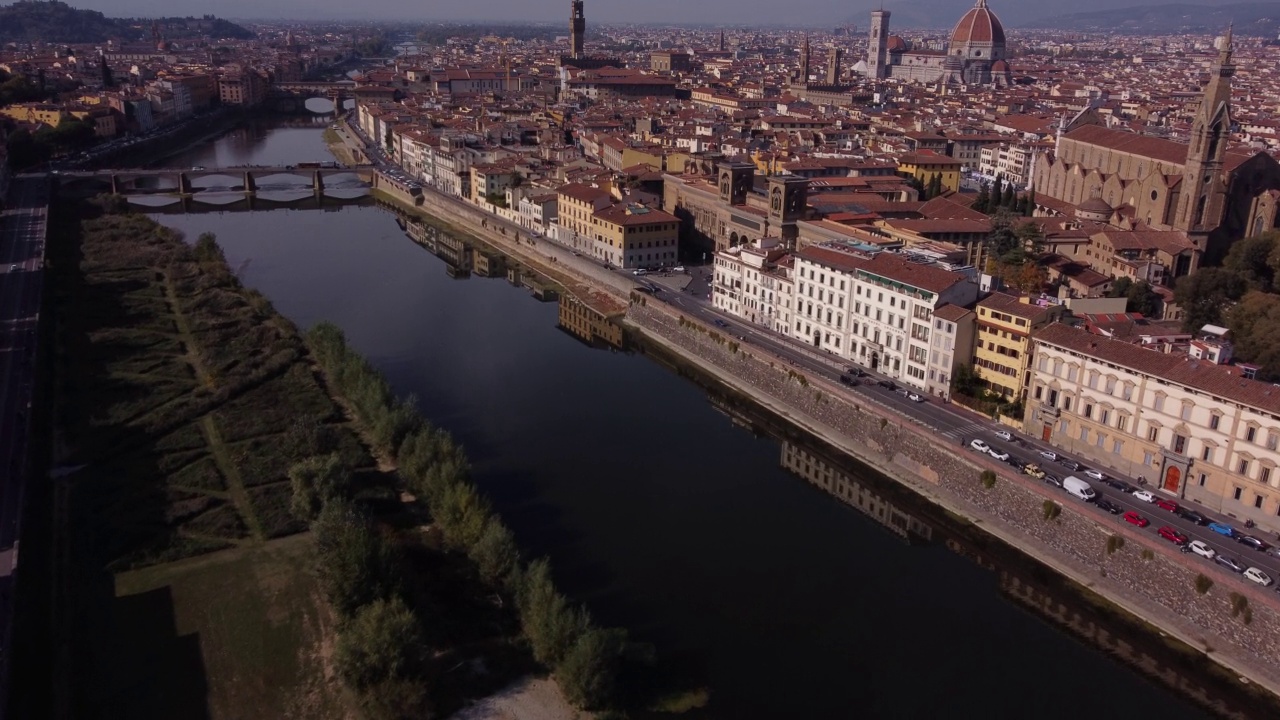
xmin=0 ymin=103 xmax=68 ymax=126
xmin=897 ymin=150 xmax=963 ymax=193
xmin=974 ymin=292 xmax=1065 ymax=400
xmin=591 ymin=204 xmax=680 ymax=269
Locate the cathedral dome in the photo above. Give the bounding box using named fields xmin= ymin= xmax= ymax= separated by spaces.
xmin=951 ymin=0 xmax=1006 ymax=46
xmin=886 ymin=35 xmax=907 ymax=52
xmin=991 ymin=59 xmax=1009 ymax=72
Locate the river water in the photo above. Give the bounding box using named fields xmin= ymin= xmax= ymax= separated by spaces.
xmin=148 ymin=124 xmax=1226 ymax=719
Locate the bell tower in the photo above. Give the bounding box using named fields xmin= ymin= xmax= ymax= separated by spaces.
xmin=868 ymin=10 xmax=890 ymax=80
xmin=717 ymin=162 xmax=754 ymax=205
xmin=1174 ymin=25 xmax=1234 ymax=244
xmin=570 ymin=0 xmax=585 ymax=60
xmin=768 ymin=176 xmax=809 ymax=244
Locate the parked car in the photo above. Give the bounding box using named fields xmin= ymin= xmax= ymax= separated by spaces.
xmin=632 ymin=269 xmax=648 ymax=276
xmin=1038 ymin=450 xmax=1058 ymax=461
xmin=994 ymin=430 xmax=1013 ymax=442
xmin=1044 ymin=474 xmax=1064 ymax=488
xmin=1057 ymin=459 xmax=1080 ymax=471
xmin=838 ymin=375 xmax=858 ymax=386
xmin=1063 ymin=476 xmax=1097 ymax=501
xmin=1244 ymin=567 xmax=1274 ymax=587
xmin=713 ymin=319 xmax=729 ymax=328
xmin=988 ymin=448 xmax=1010 ymax=462
xmin=1158 ymin=526 xmax=1189 ymax=545
xmin=906 ymin=392 xmax=925 ymax=403
xmin=1208 ymin=522 xmax=1237 ymax=538
xmin=878 ymin=380 xmax=897 ymax=390
xmin=969 ymin=439 xmax=990 ymax=454
xmin=1185 ymin=540 xmax=1217 ymax=559
xmin=1023 ymin=464 xmax=1046 ymax=479
xmin=1155 ymin=498 xmax=1180 ymax=513
xmin=1216 ymin=555 xmax=1247 ymax=573
xmin=1095 ymin=498 xmax=1122 ymax=515
xmin=1131 ymin=489 xmax=1156 ymax=503
xmin=673 ymin=265 xmax=685 ymax=272
xmin=1176 ymin=508 xmax=1210 ymax=525
xmin=1237 ymin=535 xmax=1273 ymax=552
xmin=1099 ymin=477 xmax=1136 ymax=493
xmin=1123 ymin=511 xmax=1150 ymax=528
xmin=1084 ymin=469 xmax=1107 ymax=481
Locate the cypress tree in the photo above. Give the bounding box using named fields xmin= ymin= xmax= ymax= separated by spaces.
xmin=975 ymin=182 xmax=989 ymax=213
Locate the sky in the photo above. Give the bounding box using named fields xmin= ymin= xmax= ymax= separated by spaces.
xmin=62 ymin=0 xmax=1242 ymax=28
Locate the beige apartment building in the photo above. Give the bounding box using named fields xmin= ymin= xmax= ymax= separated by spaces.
xmin=1024 ymin=323 xmax=1280 ymax=533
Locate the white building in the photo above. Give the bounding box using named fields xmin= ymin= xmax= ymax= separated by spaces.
xmin=850 ymin=252 xmax=979 ymax=389
xmin=711 ymin=239 xmax=795 ymax=334
xmin=978 ymin=143 xmax=1036 ymax=188
xmin=792 ymin=244 xmax=871 ymax=357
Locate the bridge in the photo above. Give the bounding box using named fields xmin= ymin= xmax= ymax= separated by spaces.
xmin=55 ymin=166 xmax=375 ymax=197
xmin=271 ymin=81 xmax=358 ymax=112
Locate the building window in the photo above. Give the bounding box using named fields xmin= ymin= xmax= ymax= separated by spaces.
xmin=1262 ymin=467 xmax=1273 ymax=485
xmin=1153 ymin=395 xmax=1165 ymax=412
xmin=1079 ymin=427 xmax=1088 ymax=442
xmin=1209 ymin=414 xmax=1220 ymax=430
xmin=1180 ymin=404 xmax=1192 ymax=421
xmin=1269 ymin=433 xmax=1279 ymax=451
xmin=1100 ymin=410 xmax=1110 ymax=426
xmin=1259 ymin=495 xmax=1267 ymax=509
xmin=1234 ymin=486 xmax=1243 ymax=501
xmin=1083 ymin=404 xmax=1093 ymax=419
xmin=1239 ymin=459 xmax=1250 ymax=476
xmin=1199 ymin=473 xmax=1207 ymax=487
xmin=1147 ymin=426 xmax=1159 ymax=442
xmin=1247 ymin=426 xmax=1258 ymax=443
xmin=1143 ymin=451 xmax=1154 ymax=466
xmin=1117 ymin=416 xmax=1128 ymax=432
xmin=1173 ymin=434 xmax=1187 ymax=455
xmin=1202 ymin=447 xmax=1214 ymax=463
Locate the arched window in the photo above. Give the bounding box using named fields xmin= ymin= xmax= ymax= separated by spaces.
xmin=1194 ymin=195 xmax=1207 ymax=226
xmin=1255 ymin=214 xmax=1267 ymax=237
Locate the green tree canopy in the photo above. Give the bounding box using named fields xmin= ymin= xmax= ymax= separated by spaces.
xmin=335 ymin=597 xmax=425 ymax=691
xmin=1228 ymin=291 xmax=1280 ymax=380
xmin=1222 ymin=232 xmax=1280 ymax=293
xmin=1174 ymin=267 xmax=1246 ymax=332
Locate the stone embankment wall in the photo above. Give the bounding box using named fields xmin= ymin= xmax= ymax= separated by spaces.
xmin=627 ymin=298 xmax=1280 ymax=694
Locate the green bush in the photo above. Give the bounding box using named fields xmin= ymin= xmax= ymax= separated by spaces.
xmin=313 ymin=500 xmax=400 ymax=618
xmin=1106 ymin=535 xmax=1124 ymax=555
xmin=1194 ymin=574 xmax=1213 ymax=594
xmin=980 ymin=470 xmax=997 ymax=489
xmin=288 ymin=453 xmax=352 ymax=521
xmin=516 ymin=558 xmax=590 ymax=667
xmin=335 ymin=596 xmax=424 ymax=690
xmin=1230 ymin=592 xmax=1249 ymax=618
xmin=1042 ymin=500 xmax=1060 ymax=521
xmin=469 ymin=517 xmax=520 ymax=586
xmin=558 ymin=627 xmax=629 ymax=710
xmin=1140 ymin=548 xmax=1154 ymax=560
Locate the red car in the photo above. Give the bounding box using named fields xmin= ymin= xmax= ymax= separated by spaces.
xmin=1158 ymin=525 xmax=1188 ymax=545
xmin=1123 ymin=511 xmax=1150 ymax=528
xmin=1155 ymin=498 xmax=1180 ymax=513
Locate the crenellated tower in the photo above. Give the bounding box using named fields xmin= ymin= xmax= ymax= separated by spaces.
xmin=1173 ymin=25 xmax=1234 ymax=248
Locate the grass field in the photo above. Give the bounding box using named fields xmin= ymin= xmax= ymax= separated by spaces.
xmin=49 ymin=205 xmax=371 ymax=719
xmin=105 ymin=535 xmax=350 ymax=720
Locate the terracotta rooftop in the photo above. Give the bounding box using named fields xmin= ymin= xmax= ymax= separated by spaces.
xmin=859 ymin=252 xmax=968 ymax=294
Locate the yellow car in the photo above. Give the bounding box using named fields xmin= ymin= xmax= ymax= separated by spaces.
xmin=1023 ymin=464 xmax=1045 ymax=479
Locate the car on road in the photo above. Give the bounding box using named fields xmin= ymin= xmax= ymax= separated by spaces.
xmin=1038 ymin=450 xmax=1058 ymax=461
xmin=1237 ymin=535 xmax=1273 ymax=552
xmin=988 ymin=448 xmax=1010 ymax=462
xmin=1100 ymin=477 xmax=1137 ymax=494
xmin=713 ymin=320 xmax=729 ymax=328
xmin=1185 ymin=540 xmax=1216 ymax=559
xmin=673 ymin=265 xmax=685 ymax=272
xmin=1023 ymin=464 xmax=1045 ymax=479
xmin=1043 ymin=473 xmax=1063 ymax=488
xmin=1175 ymin=508 xmax=1210 ymax=525
xmin=1057 ymin=459 xmax=1080 ymax=471
xmin=1123 ymin=511 xmax=1150 ymax=528
xmin=1155 ymin=498 xmax=1180 ymax=513
xmin=1215 ymin=555 xmax=1247 ymax=573
xmin=969 ymin=439 xmax=990 ymax=454
xmin=906 ymin=392 xmax=924 ymax=402
xmin=1158 ymin=526 xmax=1189 ymax=545
xmin=1245 ymin=567 xmax=1274 ymax=587
xmin=1131 ymin=489 xmax=1155 ymax=503
xmin=8 ymin=264 xmax=15 ymax=270
xmin=878 ymin=380 xmax=897 ymax=391
xmin=994 ymin=430 xmax=1012 ymax=442
xmin=1084 ymin=469 xmax=1107 ymax=481
xmin=1095 ymin=498 xmax=1122 ymax=515
xmin=1208 ymin=522 xmax=1237 ymax=538
xmin=838 ymin=375 xmax=858 ymax=386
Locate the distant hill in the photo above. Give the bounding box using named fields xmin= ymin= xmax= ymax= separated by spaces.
xmin=1025 ymin=2 xmax=1280 ymax=35
xmin=846 ymin=0 xmax=1262 ymax=30
xmin=0 ymin=0 xmax=255 ymax=44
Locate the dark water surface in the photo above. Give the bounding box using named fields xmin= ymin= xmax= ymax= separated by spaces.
xmin=148 ymin=128 xmax=1222 ymax=719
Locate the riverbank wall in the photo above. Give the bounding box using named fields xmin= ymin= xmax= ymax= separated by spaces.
xmin=625 ymin=299 xmax=1280 ymax=701
xmin=348 ymin=153 xmax=1280 ymax=704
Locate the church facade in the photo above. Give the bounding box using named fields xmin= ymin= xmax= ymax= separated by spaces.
xmin=1033 ymin=29 xmax=1280 ymax=264
xmin=862 ymin=0 xmax=1012 ymax=85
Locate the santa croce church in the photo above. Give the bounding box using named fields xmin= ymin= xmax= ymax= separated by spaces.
xmin=1033 ymin=28 xmax=1280 ymax=265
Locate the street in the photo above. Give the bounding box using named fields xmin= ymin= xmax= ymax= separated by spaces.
xmin=0 ymin=175 xmax=48 ymax=715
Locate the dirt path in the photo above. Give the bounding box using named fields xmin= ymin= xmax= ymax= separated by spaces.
xmin=448 ymin=677 xmax=589 ymax=720
xmin=200 ymin=415 xmax=265 ymax=541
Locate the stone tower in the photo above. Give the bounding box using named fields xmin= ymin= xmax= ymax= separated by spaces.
xmin=868 ymin=10 xmax=890 ymax=80
xmin=1173 ymin=25 xmax=1234 ymax=243
xmin=768 ymin=176 xmax=809 ymax=243
xmin=718 ymin=162 xmax=754 ymax=206
xmin=826 ymin=47 xmax=843 ymax=84
xmin=798 ymin=36 xmax=811 ymax=83
xmin=570 ymin=0 xmax=585 ymax=59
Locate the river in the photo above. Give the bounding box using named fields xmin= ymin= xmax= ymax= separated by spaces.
xmin=148 ymin=123 xmax=1228 ymax=719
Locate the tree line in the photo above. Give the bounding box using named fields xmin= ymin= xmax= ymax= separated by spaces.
xmin=302 ymin=321 xmax=635 ymax=715
xmin=1174 ymin=230 xmax=1280 ymax=379
xmin=973 ymin=175 xmax=1034 ymax=216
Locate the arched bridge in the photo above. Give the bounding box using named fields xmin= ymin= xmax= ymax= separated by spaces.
xmin=271 ymin=81 xmax=357 ymax=112
xmin=55 ymin=166 xmax=374 ymax=196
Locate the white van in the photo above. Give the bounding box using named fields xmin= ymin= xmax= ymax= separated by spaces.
xmin=1063 ymin=476 xmax=1097 ymax=502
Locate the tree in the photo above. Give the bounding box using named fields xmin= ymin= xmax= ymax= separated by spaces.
xmin=558 ymin=627 xmax=629 ymax=709
xmin=313 ymin=501 xmax=400 ymax=617
xmin=335 ymin=596 xmax=424 ymax=691
xmin=1223 ymin=231 xmax=1280 ymax=293
xmin=468 ymin=516 xmax=520 ymax=586
xmin=1025 ymin=186 xmax=1035 ymax=216
xmin=952 ymin=363 xmax=980 ymax=397
xmin=1228 ymin=291 xmax=1280 ymax=379
xmin=974 ymin=181 xmax=990 ymax=213
xmin=1001 ymin=182 xmax=1015 ymax=208
xmin=5 ymin=128 xmax=48 ymax=169
xmin=51 ymin=115 xmax=96 ymax=151
xmin=289 ymin=453 xmax=353 ymax=521
xmin=516 ymin=558 xmax=589 ymax=667
xmin=1174 ymin=268 xmax=1246 ymax=332
xmin=193 ymin=231 xmax=225 ymax=264
xmin=1124 ymin=280 xmax=1161 ymax=317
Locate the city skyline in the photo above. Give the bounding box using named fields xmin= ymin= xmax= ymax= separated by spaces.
xmin=52 ymin=0 xmax=1255 ymax=28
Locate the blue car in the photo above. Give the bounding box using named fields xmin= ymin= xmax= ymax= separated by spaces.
xmin=1208 ymin=522 xmax=1236 ymax=538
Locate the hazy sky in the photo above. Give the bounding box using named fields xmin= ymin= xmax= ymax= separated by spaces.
xmin=62 ymin=0 xmax=1233 ymax=27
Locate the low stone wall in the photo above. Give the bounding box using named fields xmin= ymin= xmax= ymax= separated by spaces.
xmin=627 ymin=298 xmax=1280 ymax=694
